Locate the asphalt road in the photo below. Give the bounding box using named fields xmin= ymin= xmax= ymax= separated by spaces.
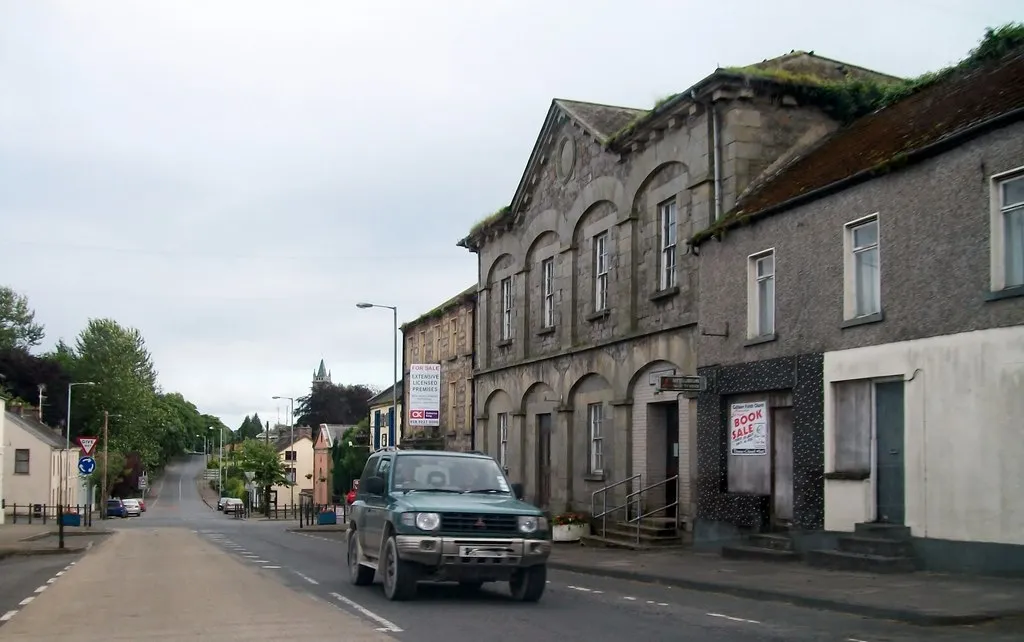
xmin=0 ymin=554 xmax=81 ymax=626
xmin=109 ymin=456 xmax=1024 ymax=642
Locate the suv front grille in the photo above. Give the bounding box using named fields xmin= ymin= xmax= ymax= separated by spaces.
xmin=440 ymin=512 xmax=519 ymax=535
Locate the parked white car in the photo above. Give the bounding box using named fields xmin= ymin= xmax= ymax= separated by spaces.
xmin=122 ymin=498 xmax=142 ymax=517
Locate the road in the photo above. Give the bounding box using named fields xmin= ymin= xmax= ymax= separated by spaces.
xmin=0 ymin=555 xmax=80 ymax=626
xmin=107 ymin=455 xmax=1021 ymax=642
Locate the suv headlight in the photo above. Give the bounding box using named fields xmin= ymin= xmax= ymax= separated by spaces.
xmin=400 ymin=512 xmax=441 ymax=531
xmin=518 ymin=515 xmax=548 ymax=533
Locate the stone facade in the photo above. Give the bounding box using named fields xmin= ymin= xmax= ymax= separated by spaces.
xmin=458 ymin=54 xmax=890 ymax=518
xmin=401 ymin=287 xmax=476 ymax=452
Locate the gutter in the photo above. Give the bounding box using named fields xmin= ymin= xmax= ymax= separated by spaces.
xmin=689 ymin=105 xmax=1024 ymax=247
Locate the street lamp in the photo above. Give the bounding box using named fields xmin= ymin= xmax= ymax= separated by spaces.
xmin=356 ymin=302 xmax=398 ymax=451
xmin=272 ymin=395 xmax=295 ymax=507
xmin=63 ymin=381 xmax=96 ymax=511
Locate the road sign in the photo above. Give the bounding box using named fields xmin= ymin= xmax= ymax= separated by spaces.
xmin=78 ymin=456 xmax=96 ymax=475
xmin=76 ymin=436 xmax=98 ymax=456
xmin=657 ymin=375 xmax=707 ymax=393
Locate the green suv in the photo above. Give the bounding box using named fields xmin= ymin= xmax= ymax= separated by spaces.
xmin=347 ymin=448 xmax=552 ymax=602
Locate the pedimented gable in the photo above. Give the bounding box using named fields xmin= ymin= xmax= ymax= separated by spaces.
xmin=461 ymin=99 xmax=643 ymax=250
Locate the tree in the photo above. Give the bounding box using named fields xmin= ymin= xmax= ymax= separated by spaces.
xmin=237 ymin=439 xmax=289 ymax=515
xmin=330 ymin=420 xmax=371 ymax=499
xmin=0 ymin=348 xmax=71 ymax=427
xmin=0 ymin=286 xmax=45 ymax=351
xmin=295 ymin=383 xmax=377 ymax=427
xmin=87 ymin=451 xmax=129 ymax=500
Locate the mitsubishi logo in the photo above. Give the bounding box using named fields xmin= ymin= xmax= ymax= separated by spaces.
xmin=474 ymin=517 xmax=486 ymax=529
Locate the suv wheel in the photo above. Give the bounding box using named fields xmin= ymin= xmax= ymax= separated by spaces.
xmin=347 ymin=532 xmax=374 ymax=586
xmin=381 ymin=535 xmax=418 ymax=601
xmin=509 ymin=564 xmax=547 ymax=602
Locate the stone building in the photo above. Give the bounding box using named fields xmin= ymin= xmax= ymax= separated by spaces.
xmin=457 ymin=52 xmax=899 ymax=535
xmin=400 ymin=286 xmax=476 ymax=452
xmin=689 ymin=46 xmax=1024 ymax=574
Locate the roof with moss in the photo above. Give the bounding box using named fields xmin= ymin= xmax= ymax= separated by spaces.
xmin=690 ymin=24 xmax=1024 ymax=246
xmin=399 ymin=285 xmax=476 ymax=332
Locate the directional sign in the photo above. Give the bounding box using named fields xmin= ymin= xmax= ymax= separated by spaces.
xmin=658 ymin=375 xmax=707 ymax=393
xmin=76 ymin=436 xmax=98 ymax=457
xmin=78 ymin=456 xmax=96 ymax=475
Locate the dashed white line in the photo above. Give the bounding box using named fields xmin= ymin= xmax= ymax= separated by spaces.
xmin=294 ymin=571 xmax=320 ymax=585
xmin=706 ymin=612 xmax=761 ymax=625
xmin=250 ymin=559 xmax=270 ymax=563
xmin=33 ymin=586 xmax=47 ymax=594
xmin=3 ymin=565 xmax=76 ymax=626
xmin=846 ymin=639 xmax=871 ymax=642
xmin=329 ymin=592 xmax=403 ymax=633
xmin=17 ymin=598 xmax=33 ymax=607
xmin=0 ymin=612 xmax=17 ymax=622
xmin=623 ymin=596 xmax=637 ymax=601
xmin=262 ymin=565 xmax=281 ymax=569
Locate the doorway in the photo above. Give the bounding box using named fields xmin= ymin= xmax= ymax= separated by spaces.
xmin=663 ymin=402 xmax=679 ymax=518
xmin=771 ymin=407 xmax=794 ymax=526
xmin=535 ymin=413 xmax=552 ymax=509
xmin=875 ymin=382 xmax=906 ymax=524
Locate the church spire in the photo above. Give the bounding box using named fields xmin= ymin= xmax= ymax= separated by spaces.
xmin=313 ymin=359 xmax=331 ymax=385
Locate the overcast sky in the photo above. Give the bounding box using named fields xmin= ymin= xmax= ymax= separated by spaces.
xmin=0 ymin=0 xmax=1016 ymax=429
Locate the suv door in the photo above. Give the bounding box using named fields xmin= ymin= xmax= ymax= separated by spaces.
xmin=360 ymin=455 xmax=392 ymax=559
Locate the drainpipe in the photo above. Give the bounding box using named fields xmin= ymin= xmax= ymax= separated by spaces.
xmin=694 ymin=89 xmax=722 ymax=222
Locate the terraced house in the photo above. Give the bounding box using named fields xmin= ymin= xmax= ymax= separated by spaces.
xmin=690 ymin=42 xmax=1024 ymax=573
xmin=457 ymin=51 xmax=899 ymax=540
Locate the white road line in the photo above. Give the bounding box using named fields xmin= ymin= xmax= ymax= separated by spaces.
xmin=46 ymin=578 xmax=55 ymax=584
xmin=33 ymin=586 xmax=47 ymax=594
xmin=261 ymin=565 xmax=281 ymax=569
xmin=329 ymin=592 xmax=403 ymax=633
xmin=294 ymin=571 xmax=320 ymax=585
xmin=251 ymin=559 xmax=270 ymax=563
xmin=0 ymin=611 xmax=16 ymax=622
xmin=55 ymin=571 xmax=64 ymax=576
xmin=846 ymin=639 xmax=871 ymax=642
xmin=623 ymin=596 xmax=637 ymax=601
xmin=706 ymin=612 xmax=761 ymax=625
xmin=17 ymin=598 xmax=33 ymax=607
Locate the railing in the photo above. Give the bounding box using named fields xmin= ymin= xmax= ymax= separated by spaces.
xmin=2 ymin=502 xmax=94 ymax=527
xmin=591 ymin=474 xmax=641 ymax=537
xmin=624 ymin=475 xmax=679 ymax=546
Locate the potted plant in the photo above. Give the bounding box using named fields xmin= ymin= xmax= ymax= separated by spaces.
xmin=551 ymin=512 xmax=588 ymax=542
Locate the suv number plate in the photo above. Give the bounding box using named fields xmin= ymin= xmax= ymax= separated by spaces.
xmin=459 ymin=546 xmax=507 ymax=558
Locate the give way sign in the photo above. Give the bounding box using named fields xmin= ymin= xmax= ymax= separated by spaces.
xmin=76 ymin=436 xmax=98 ymax=457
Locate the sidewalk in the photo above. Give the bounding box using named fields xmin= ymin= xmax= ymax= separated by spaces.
xmin=0 ymin=524 xmax=107 ymax=559
xmin=549 ymin=544 xmax=1024 ymax=626
xmin=0 ymin=528 xmax=393 ymax=641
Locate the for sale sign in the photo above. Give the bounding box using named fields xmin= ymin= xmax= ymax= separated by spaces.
xmin=408 ymin=363 xmax=441 ymax=427
xmin=729 ymin=401 xmax=768 ymax=456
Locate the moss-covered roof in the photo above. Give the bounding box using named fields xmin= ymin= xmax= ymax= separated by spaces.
xmin=400 ymin=285 xmax=477 ymax=332
xmin=690 ymin=24 xmax=1024 ymax=247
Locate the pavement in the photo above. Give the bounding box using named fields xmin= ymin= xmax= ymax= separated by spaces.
xmin=548 ymin=544 xmax=1024 ymax=626
xmin=9 ymin=454 xmax=1020 ymax=642
xmin=0 ymin=523 xmax=110 ymax=559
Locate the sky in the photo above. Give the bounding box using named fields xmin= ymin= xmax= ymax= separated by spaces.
xmin=0 ymin=0 xmax=1017 ymax=430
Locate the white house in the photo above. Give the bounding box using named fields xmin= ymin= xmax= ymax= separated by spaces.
xmin=3 ymin=405 xmax=80 ymax=518
xmin=270 ymin=427 xmax=314 ymax=508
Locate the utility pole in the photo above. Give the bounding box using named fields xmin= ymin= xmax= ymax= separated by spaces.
xmin=100 ymin=411 xmax=109 ymax=519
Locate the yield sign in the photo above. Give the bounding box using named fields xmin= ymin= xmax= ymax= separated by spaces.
xmin=76 ymin=436 xmax=98 ymax=457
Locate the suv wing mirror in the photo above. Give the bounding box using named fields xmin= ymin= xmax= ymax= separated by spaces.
xmin=363 ymin=476 xmax=385 ymax=496
xmin=510 ymin=483 xmax=524 ymax=500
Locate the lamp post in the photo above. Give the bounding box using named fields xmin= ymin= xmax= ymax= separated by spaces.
xmin=61 ymin=381 xmax=96 ymax=538
xmin=356 ymin=302 xmax=398 ymax=450
xmin=99 ymin=412 xmax=122 ymax=520
xmin=272 ymin=395 xmax=295 ymax=507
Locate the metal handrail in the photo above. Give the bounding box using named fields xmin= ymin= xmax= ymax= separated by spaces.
xmin=591 ymin=474 xmax=641 ymax=537
xmin=625 ymin=475 xmax=679 ymax=546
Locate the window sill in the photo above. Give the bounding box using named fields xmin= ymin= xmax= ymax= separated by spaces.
xmin=583 ymin=473 xmax=606 ymax=482
xmin=841 ymin=311 xmax=884 ymax=329
xmin=649 ymin=285 xmax=680 ymax=302
xmin=744 ymin=333 xmax=777 ymax=347
xmin=986 ymin=285 xmax=1024 ymax=302
xmin=537 ymin=325 xmax=556 ymax=337
xmin=446 ymin=355 xmax=457 ymax=363
xmin=586 ymin=309 xmax=611 ymax=323
xmin=824 ymin=470 xmax=870 ymax=481
xmin=497 ymin=339 xmax=513 ymax=348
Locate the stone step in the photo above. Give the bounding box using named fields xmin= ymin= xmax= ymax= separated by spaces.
xmin=609 ymin=520 xmax=679 ymax=537
xmin=838 ymin=535 xmax=913 ymax=558
xmin=580 ymin=534 xmax=657 ymax=551
xmin=805 ymin=549 xmax=916 ymax=574
xmin=721 ymin=545 xmax=800 ymax=563
xmin=598 ymin=526 xmax=684 ymax=546
xmin=853 ymin=522 xmax=912 ymax=541
xmin=748 ymin=533 xmax=794 ymax=552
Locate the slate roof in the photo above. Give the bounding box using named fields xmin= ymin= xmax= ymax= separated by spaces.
xmin=273 ymin=426 xmax=313 ymax=452
xmin=554 ymin=99 xmax=646 ymax=140
xmin=368 ymin=382 xmax=403 ymax=408
xmin=691 ymin=46 xmax=1024 ymax=245
xmin=400 ymin=285 xmax=476 ymax=332
xmin=5 ymin=410 xmax=66 ymax=449
xmin=317 ymin=423 xmax=356 ymax=447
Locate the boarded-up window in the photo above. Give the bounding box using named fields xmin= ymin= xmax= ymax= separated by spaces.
xmin=833 ymin=380 xmax=872 ymax=474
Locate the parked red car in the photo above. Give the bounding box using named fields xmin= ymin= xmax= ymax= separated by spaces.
xmin=346 ymin=489 xmax=356 ymax=505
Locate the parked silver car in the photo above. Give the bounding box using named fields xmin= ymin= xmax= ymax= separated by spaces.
xmin=121 ymin=498 xmax=142 ymax=517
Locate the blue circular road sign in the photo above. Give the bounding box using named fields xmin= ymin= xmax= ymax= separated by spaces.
xmin=78 ymin=456 xmax=96 ymax=475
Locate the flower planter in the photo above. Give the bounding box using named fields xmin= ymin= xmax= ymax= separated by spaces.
xmin=552 ymin=523 xmax=586 ymax=542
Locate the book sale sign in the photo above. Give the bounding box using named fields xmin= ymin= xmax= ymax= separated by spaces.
xmin=729 ymin=401 xmax=768 ymax=456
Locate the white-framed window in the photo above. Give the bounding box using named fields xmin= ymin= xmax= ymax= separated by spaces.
xmin=449 ymin=318 xmax=458 ymax=357
xmin=844 ymin=215 xmax=881 ymax=319
xmin=587 ymin=403 xmax=604 ymax=475
xmin=594 ymin=232 xmax=609 ymax=311
xmin=500 ymin=276 xmax=513 ymax=340
xmin=497 ymin=412 xmax=509 ymax=469
xmin=541 ymin=257 xmax=555 ymax=328
xmin=747 ymin=249 xmax=775 ymax=337
xmin=993 ymin=172 xmax=1024 ymax=290
xmin=659 ymin=199 xmax=678 ymax=290
xmin=286 ymin=467 xmax=297 ymax=484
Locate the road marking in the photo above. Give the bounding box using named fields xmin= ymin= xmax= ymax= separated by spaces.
xmin=33 ymin=586 xmax=47 ymax=593
xmin=55 ymin=571 xmax=64 ymax=576
xmin=329 ymin=592 xmax=403 ymax=633
xmin=846 ymin=639 xmax=871 ymax=642
xmin=251 ymin=559 xmax=270 ymax=563
xmin=623 ymin=596 xmax=637 ymax=601
xmin=46 ymin=578 xmax=56 ymax=584
xmin=17 ymin=598 xmax=33 ymax=606
xmin=294 ymin=571 xmax=320 ymax=585
xmin=262 ymin=565 xmax=281 ymax=569
xmin=0 ymin=611 xmax=16 ymax=622
xmin=707 ymin=612 xmax=761 ymax=625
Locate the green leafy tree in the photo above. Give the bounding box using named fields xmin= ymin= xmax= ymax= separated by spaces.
xmin=237 ymin=439 xmax=289 ymax=515
xmin=87 ymin=451 xmax=129 ymax=500
xmin=0 ymin=286 xmax=45 ymax=351
xmin=295 ymin=382 xmax=377 ymax=427
xmin=330 ymin=420 xmax=371 ymax=498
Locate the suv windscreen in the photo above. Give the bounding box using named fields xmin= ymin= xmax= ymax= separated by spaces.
xmin=392 ymin=455 xmax=511 ymax=494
